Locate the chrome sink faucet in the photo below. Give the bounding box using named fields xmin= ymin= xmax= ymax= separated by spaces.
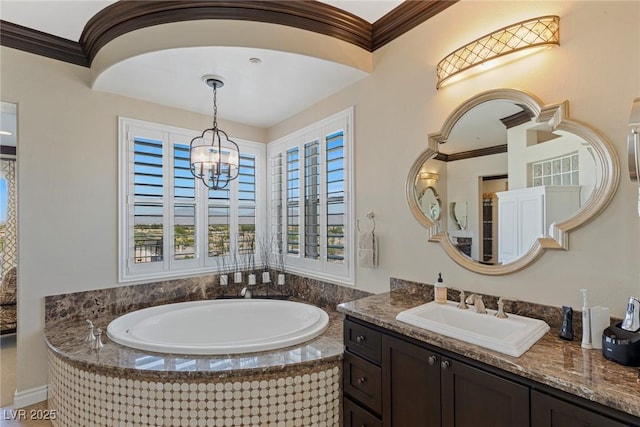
xmin=465 ymin=294 xmax=487 ymax=314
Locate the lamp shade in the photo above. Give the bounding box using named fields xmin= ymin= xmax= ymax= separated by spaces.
xmin=436 ymin=16 xmax=559 ymax=89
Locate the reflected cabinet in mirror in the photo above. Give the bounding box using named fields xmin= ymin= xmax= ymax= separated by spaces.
xmin=407 ymin=89 xmax=620 ymax=275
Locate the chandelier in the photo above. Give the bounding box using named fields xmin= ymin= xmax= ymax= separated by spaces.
xmin=190 ymin=76 xmax=240 ymax=189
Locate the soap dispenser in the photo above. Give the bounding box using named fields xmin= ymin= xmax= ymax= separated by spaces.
xmin=435 ymin=273 xmax=447 ymax=304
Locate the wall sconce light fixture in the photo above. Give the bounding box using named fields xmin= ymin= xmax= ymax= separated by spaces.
xmin=436 ymin=15 xmax=559 ymax=89
xmin=419 ymin=171 xmax=439 ymax=181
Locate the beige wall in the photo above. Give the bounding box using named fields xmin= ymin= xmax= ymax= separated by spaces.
xmin=269 ymin=0 xmax=640 ymax=307
xmin=0 ymin=48 xmax=266 ymax=396
xmin=1 ymin=0 xmax=639 ymax=401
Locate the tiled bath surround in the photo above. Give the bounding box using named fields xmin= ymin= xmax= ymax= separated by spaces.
xmin=48 ymin=351 xmax=340 ymax=427
xmin=44 ymin=272 xmax=370 ymax=427
xmin=45 ymin=272 xmax=371 ymax=326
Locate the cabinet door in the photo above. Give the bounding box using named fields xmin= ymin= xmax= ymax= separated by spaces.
xmin=344 ymin=397 xmax=382 ymax=427
xmin=382 ymin=335 xmax=441 ymax=427
xmin=497 ymin=197 xmax=518 ymax=263
xmin=441 ymin=358 xmax=529 ymax=427
xmin=531 ymin=391 xmax=628 ymax=427
xmin=517 ymin=193 xmax=544 ymax=255
xmin=344 ymin=351 xmax=382 ymax=415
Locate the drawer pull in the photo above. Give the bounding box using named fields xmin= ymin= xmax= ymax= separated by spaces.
xmin=355 ymin=335 xmax=366 ymax=343
xmin=428 ymin=355 xmax=437 ymax=366
xmin=441 ymin=360 xmax=450 ymax=370
xmin=356 ymin=377 xmax=367 ymax=385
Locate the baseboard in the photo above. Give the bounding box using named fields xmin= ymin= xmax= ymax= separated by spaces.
xmin=13 ymin=385 xmax=47 ymax=408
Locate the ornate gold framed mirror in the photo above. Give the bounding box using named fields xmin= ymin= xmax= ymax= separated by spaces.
xmin=407 ymin=89 xmax=620 ymax=275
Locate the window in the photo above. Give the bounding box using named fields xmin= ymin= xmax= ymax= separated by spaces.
xmin=267 ymin=108 xmax=354 ymax=285
xmin=119 ymin=118 xmax=264 ymax=282
xmin=531 ymin=153 xmax=579 ymax=187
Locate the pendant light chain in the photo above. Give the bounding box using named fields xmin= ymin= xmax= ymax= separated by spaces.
xmin=212 ymin=83 xmax=218 ymax=130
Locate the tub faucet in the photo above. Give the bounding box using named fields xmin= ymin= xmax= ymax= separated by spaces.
xmin=240 ymin=287 xmax=252 ymax=299
xmin=465 ymin=294 xmax=486 ymax=314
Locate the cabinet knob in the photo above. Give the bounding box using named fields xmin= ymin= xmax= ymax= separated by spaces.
xmin=441 ymin=360 xmax=450 ymax=370
xmin=356 ymin=377 xmax=367 ymax=385
xmin=428 ymin=355 xmax=437 ymax=366
xmin=355 ymin=335 xmax=366 ymax=343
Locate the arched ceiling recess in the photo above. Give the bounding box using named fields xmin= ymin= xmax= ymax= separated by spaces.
xmin=81 ymin=1 xmax=373 ymax=64
xmin=90 ymin=19 xmax=374 ymax=88
xmin=91 ymin=20 xmax=373 ymax=127
xmin=1 ymin=1 xmax=457 ymax=69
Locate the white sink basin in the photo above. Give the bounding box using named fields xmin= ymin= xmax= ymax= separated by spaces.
xmin=396 ymin=301 xmax=549 ymax=357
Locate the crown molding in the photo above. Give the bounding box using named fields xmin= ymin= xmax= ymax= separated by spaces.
xmin=0 ymin=0 xmax=456 ymax=68
xmin=434 ymin=144 xmax=508 ymax=162
xmin=372 ymin=0 xmax=458 ymax=50
xmin=80 ymin=1 xmax=371 ymax=64
xmin=0 ymin=20 xmax=89 ymax=67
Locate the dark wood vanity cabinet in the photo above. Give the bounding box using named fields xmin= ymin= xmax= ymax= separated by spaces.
xmin=344 ymin=318 xmax=528 ymax=427
xmin=531 ymin=391 xmax=629 ymax=427
xmin=440 ymin=352 xmax=530 ymax=427
xmin=382 ymin=334 xmax=441 ymax=426
xmin=343 ymin=316 xmax=638 ymax=427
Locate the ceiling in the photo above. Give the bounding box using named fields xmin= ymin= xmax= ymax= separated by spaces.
xmin=0 ymin=0 xmax=405 ymax=128
xmin=442 ymin=100 xmax=526 ymax=154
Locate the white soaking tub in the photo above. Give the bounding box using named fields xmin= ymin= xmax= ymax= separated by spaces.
xmin=106 ymin=298 xmax=329 ymax=355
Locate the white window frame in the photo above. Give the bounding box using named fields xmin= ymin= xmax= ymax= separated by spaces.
xmin=267 ymin=107 xmax=354 ymax=286
xmin=118 ymin=117 xmax=265 ymax=282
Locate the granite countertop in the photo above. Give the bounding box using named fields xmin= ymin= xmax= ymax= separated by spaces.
xmin=337 ymin=288 xmax=640 ymax=419
xmin=44 ymin=307 xmax=343 ymax=380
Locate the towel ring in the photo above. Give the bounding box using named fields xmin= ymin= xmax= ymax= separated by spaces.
xmin=357 ymin=211 xmax=376 ymax=233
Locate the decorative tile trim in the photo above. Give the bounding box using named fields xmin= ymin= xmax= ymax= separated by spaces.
xmin=49 ymin=350 xmax=341 ymax=427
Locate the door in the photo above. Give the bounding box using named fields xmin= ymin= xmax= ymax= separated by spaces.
xmin=531 ymin=390 xmax=628 ymax=427
xmin=382 ymin=335 xmax=441 ymax=427
xmin=441 ymin=358 xmax=530 ymax=427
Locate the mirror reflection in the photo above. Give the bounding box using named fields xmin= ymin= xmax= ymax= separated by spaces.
xmin=417 ymin=185 xmax=441 ymax=222
xmin=407 ymin=89 xmax=618 ymax=274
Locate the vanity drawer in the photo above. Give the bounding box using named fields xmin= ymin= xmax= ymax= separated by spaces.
xmin=344 ymin=318 xmax=381 ymax=364
xmin=344 ymin=351 xmax=382 ymax=415
xmin=343 ymin=397 xmax=382 ymax=427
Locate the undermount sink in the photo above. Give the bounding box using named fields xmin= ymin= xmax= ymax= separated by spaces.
xmin=395 ymin=301 xmax=550 ymax=357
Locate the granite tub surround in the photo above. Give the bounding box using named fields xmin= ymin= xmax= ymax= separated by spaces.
xmin=45 ymin=310 xmax=344 ymax=380
xmin=45 ymin=271 xmax=371 ymax=327
xmin=338 ymin=279 xmax=640 ymax=419
xmin=43 ymin=272 xmax=366 ymax=426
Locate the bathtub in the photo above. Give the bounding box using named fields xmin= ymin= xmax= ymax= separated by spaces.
xmin=106 ymin=298 xmax=330 ymax=355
